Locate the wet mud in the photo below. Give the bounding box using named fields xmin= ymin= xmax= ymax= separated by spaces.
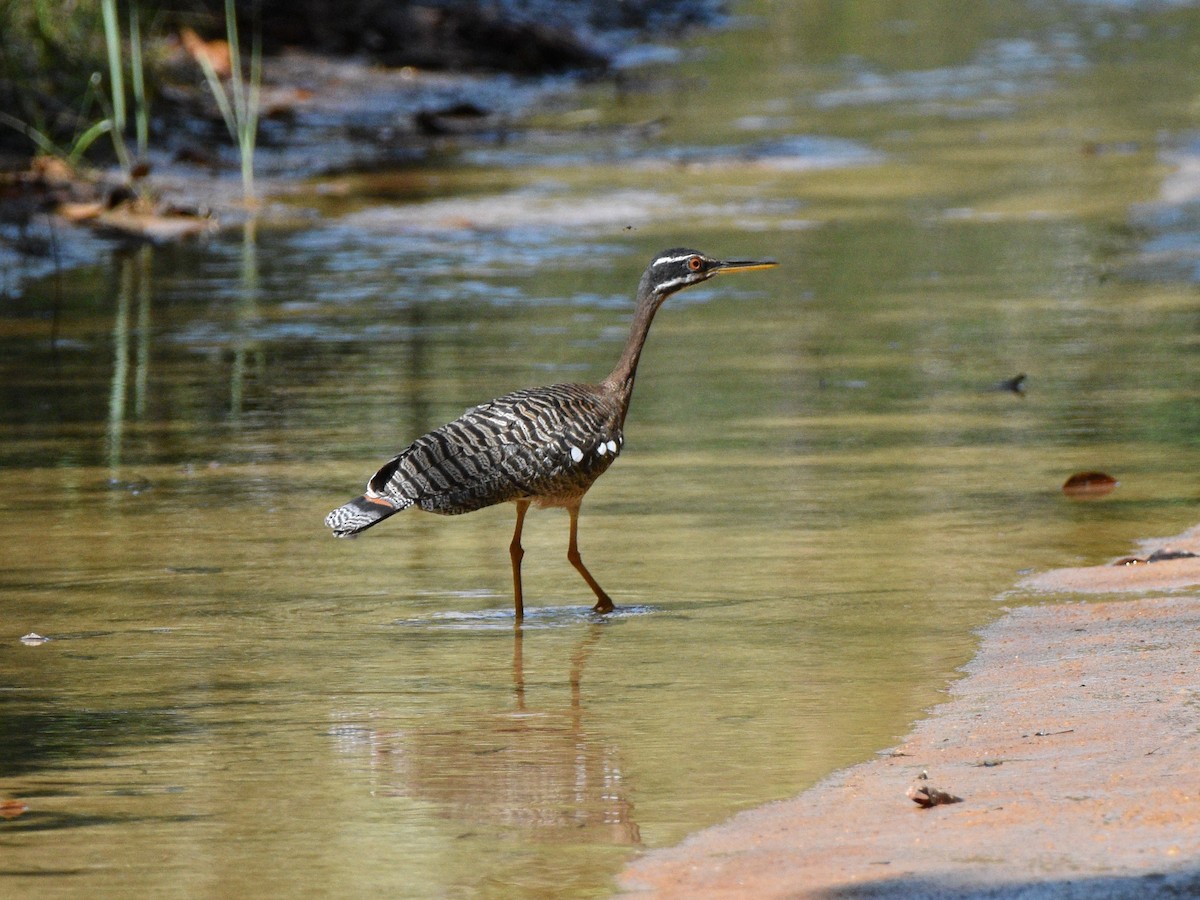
xmin=619 ymin=525 xmax=1200 ymax=898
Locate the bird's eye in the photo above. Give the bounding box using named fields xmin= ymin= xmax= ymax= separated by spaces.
xmin=687 ymin=256 xmax=703 ymax=271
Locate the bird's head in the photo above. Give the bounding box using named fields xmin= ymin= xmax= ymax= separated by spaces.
xmin=639 ymin=248 xmax=778 ymax=302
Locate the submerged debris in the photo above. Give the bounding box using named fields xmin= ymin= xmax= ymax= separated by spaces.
xmin=1114 ymin=548 xmax=1200 ymax=566
xmin=105 ymin=475 xmax=154 ymax=495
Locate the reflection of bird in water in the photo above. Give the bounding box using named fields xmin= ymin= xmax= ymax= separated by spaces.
xmin=325 ymin=249 xmax=777 ymax=619
xmin=337 ymin=625 xmax=642 ymax=845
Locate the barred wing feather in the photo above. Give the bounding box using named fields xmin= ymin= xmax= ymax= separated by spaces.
xmin=366 ymin=384 xmax=622 ymax=515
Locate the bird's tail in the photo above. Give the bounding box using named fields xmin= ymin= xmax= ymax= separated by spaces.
xmin=324 ymin=494 xmax=406 ymax=538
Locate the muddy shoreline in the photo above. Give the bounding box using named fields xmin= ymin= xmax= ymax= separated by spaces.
xmin=619 ymin=525 xmax=1200 ymax=898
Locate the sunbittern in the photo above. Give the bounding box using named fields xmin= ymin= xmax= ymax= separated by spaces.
xmin=325 ymin=248 xmax=777 ymax=619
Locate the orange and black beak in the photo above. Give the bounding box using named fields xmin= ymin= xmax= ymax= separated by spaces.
xmin=713 ymin=258 xmax=779 ymax=274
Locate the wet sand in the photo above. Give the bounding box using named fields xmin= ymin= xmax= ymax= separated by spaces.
xmin=619 ymin=525 xmax=1200 ymax=898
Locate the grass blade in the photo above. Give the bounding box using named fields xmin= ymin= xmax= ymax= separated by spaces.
xmin=100 ymin=0 xmax=126 ymax=133
xmin=129 ymin=1 xmax=148 ymax=156
xmin=69 ymin=119 xmax=117 ymax=165
xmin=194 ymin=49 xmax=238 ymax=140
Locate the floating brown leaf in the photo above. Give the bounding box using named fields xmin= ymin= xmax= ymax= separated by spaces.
xmin=1062 ymin=471 xmax=1118 ymax=498
xmin=0 ymin=800 xmax=29 ymax=820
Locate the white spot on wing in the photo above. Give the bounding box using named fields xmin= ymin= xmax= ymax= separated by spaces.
xmin=606 ymin=440 xmax=618 ymax=453
xmin=569 ymin=445 xmax=584 ymax=463
xmin=597 ymin=443 xmax=607 ymax=456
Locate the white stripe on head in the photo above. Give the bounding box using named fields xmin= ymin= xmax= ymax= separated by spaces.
xmin=651 ymin=253 xmax=699 ymax=268
xmin=653 ymin=274 xmax=697 ymax=294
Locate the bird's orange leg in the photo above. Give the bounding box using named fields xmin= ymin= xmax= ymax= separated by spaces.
xmin=510 ymin=500 xmax=531 ymax=621
xmin=566 ymin=501 xmax=615 ymax=614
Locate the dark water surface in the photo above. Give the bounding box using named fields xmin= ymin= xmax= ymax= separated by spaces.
xmin=3 ymin=1 xmax=1200 ymax=895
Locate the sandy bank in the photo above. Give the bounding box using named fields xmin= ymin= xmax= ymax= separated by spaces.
xmin=619 ymin=525 xmax=1200 ymax=898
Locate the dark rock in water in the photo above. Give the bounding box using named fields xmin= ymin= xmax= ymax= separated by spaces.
xmin=414 ymin=101 xmax=492 ymax=136
xmin=995 ymin=372 xmax=1027 ymax=394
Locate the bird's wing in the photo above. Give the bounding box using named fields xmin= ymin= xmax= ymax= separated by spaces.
xmin=367 ymin=385 xmax=622 ymax=514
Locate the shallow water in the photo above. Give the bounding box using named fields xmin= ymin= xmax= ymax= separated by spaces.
xmin=3 ymin=1 xmax=1200 ymax=895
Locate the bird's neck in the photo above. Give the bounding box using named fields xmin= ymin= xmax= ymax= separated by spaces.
xmin=602 ymin=292 xmax=663 ymax=420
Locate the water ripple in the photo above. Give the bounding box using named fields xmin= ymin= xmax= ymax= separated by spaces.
xmin=393 ymin=603 xmax=657 ymax=630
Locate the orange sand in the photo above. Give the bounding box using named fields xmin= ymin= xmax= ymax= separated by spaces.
xmin=619 ymin=525 xmax=1200 ymax=898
